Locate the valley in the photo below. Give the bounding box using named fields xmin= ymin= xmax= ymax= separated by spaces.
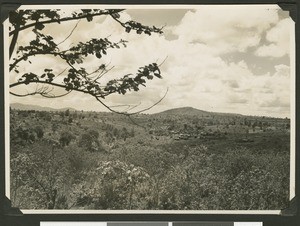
xmin=9 ymin=104 xmax=290 ymax=210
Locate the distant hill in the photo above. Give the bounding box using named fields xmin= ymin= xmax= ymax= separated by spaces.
xmin=155 ymin=107 xmax=242 ymax=117
xmin=10 ymin=103 xmax=76 ymax=112
xmin=10 ymin=103 xmax=276 ymax=119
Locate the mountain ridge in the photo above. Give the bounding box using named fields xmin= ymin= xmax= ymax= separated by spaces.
xmin=10 ymin=103 xmax=77 ymax=112
xmin=154 ymin=106 xmax=242 ymax=117
xmin=11 ymin=103 xmax=235 ymax=116
xmin=10 ymin=102 xmax=282 ymax=119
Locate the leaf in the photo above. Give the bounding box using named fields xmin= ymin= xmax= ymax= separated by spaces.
xmin=96 ymin=52 xmax=102 ymax=59
xmin=47 ymin=73 xmax=55 ymax=79
xmin=75 ymin=58 xmax=83 ymax=64
xmin=125 ymin=27 xmax=131 ymax=33
xmin=63 ymin=78 xmax=70 ymax=83
xmin=144 ymin=30 xmax=151 ymax=36
xmin=82 ymin=9 xmax=92 ymax=13
xmin=86 ymin=15 xmax=93 ymax=22
xmin=154 ymin=73 xmax=162 ymax=78
xmin=35 ymin=23 xmax=45 ymax=30
xmin=74 ymin=81 xmax=80 ymax=87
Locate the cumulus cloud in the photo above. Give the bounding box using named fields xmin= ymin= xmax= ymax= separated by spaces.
xmin=259 ymin=97 xmax=289 ymax=108
xmin=172 ymin=5 xmax=279 ymax=54
xmin=255 ymin=18 xmax=293 ymax=57
xmin=227 ymin=94 xmax=248 ymax=104
xmin=10 ymin=6 xmax=292 ymax=118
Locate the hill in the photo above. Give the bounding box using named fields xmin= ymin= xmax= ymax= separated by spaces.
xmin=155 ymin=107 xmax=241 ymax=117
xmin=10 ymin=103 xmax=76 ymax=112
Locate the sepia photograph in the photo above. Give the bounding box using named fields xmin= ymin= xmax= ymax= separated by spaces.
xmin=5 ymin=4 xmax=295 ymax=211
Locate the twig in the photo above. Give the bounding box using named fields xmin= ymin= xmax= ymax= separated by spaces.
xmin=10 ymin=91 xmax=38 ymax=97
xmin=57 ymin=20 xmax=81 ymax=46
xmin=127 ymin=115 xmax=146 ymax=129
xmin=158 ymin=56 xmax=168 ymax=67
xmin=129 ymin=88 xmax=169 ymax=115
xmin=108 ymin=102 xmax=141 ymax=112
xmin=41 ymin=90 xmax=72 ymax=98
xmin=95 ymin=88 xmax=168 ymax=116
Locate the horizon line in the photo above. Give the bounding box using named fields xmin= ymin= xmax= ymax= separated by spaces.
xmin=10 ymin=102 xmax=290 ymax=119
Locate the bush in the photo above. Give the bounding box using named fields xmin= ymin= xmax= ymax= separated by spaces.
xmin=78 ymin=129 xmax=105 ymax=152
xmin=59 ymin=131 xmax=75 ymax=146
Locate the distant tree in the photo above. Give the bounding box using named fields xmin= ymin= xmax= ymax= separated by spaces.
xmin=130 ymin=128 xmax=135 ymax=137
xmin=79 ymin=129 xmax=104 ymax=152
xmin=13 ymin=126 xmax=36 ymax=144
xmin=258 ymin=121 xmax=263 ymax=130
xmin=34 ymin=125 xmax=44 ymax=138
xmin=51 ymin=122 xmax=59 ymax=133
xmin=59 ymin=131 xmax=75 ymax=146
xmin=121 ymin=127 xmax=129 ymax=141
xmin=37 ymin=111 xmax=51 ymax=121
xmin=182 ymin=123 xmax=186 ymax=130
xmin=9 ymin=9 xmax=165 ymax=115
xmin=65 ymin=109 xmax=70 ymax=117
xmin=72 ymin=111 xmax=78 ymax=119
xmin=59 ymin=111 xmax=64 ymax=118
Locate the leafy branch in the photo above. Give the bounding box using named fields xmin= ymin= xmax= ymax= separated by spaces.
xmin=9 ymin=9 xmax=166 ymax=115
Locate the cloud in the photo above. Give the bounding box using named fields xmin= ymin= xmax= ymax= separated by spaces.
xmin=171 ymin=5 xmax=279 ymax=54
xmin=9 ymin=7 xmax=292 ymax=118
xmin=255 ymin=18 xmax=293 ymax=57
xmin=224 ymin=80 xmax=239 ymax=89
xmin=259 ymin=97 xmax=289 ymax=108
xmin=227 ymin=94 xmax=248 ymax=104
xmin=274 ymin=64 xmax=290 ymax=77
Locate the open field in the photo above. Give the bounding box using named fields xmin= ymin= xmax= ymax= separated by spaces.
xmin=10 ymin=106 xmax=290 ymax=210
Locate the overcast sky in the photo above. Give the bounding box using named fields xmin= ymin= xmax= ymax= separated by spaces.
xmin=9 ymin=5 xmax=294 ymax=118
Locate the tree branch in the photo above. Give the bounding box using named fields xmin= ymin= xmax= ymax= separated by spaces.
xmin=108 ymin=102 xmax=141 ymax=112
xmin=41 ymin=90 xmax=72 ymax=98
xmin=10 ymin=91 xmax=38 ymax=97
xmin=9 ymin=9 xmax=125 ymax=36
xmin=10 ymin=50 xmax=58 ymax=72
xmin=26 ymin=169 xmax=48 ymax=194
xmin=129 ymin=88 xmax=168 ymax=115
xmin=94 ymin=88 xmax=168 ymax=116
xmin=110 ymin=14 xmax=163 ymax=35
xmin=9 ymin=24 xmax=20 ymax=59
xmin=9 ymin=9 xmax=166 ymax=117
xmin=10 ymin=80 xmax=94 ymax=96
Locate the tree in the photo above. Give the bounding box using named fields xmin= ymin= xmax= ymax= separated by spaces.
xmin=78 ymin=129 xmax=104 ymax=152
xmin=71 ymin=160 xmax=152 ymax=209
xmin=34 ymin=125 xmax=44 ymax=139
xmin=65 ymin=109 xmax=70 ymax=117
xmin=59 ymin=131 xmax=75 ymax=147
xmin=10 ymin=140 xmax=72 ymax=209
xmin=9 ymin=9 xmax=165 ymax=114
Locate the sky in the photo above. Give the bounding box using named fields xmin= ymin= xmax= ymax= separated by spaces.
xmin=8 ymin=5 xmax=294 ymax=118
